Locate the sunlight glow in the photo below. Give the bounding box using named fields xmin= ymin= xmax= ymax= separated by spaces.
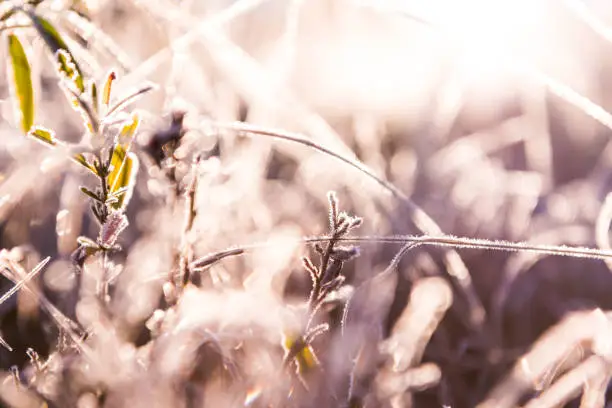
xmin=368 ymin=0 xmax=547 ymax=82
xmin=415 ymin=0 xmax=545 ymax=79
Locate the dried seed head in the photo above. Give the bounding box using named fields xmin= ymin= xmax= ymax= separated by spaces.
xmin=98 ymin=211 xmax=128 ymax=248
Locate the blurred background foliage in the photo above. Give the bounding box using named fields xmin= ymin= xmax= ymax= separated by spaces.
xmin=3 ymin=0 xmax=612 ymax=407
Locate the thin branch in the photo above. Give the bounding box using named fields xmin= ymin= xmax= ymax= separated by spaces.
xmin=105 ymin=84 xmax=156 ymax=117
xmin=338 ymin=235 xmax=612 ymax=261
xmin=0 ymin=23 xmax=30 ymax=33
xmin=207 ymin=120 xmax=411 ymax=206
xmin=192 ymin=234 xmax=612 ymax=269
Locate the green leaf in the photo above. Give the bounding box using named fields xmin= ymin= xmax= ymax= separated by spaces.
xmin=56 ymin=49 xmax=84 ymax=95
xmin=107 ymin=145 xmax=138 ymax=210
xmin=28 ymin=126 xmax=57 ymax=146
xmin=26 ymin=12 xmax=85 ymax=93
xmin=117 ymin=112 xmax=140 ymax=145
xmin=76 ymin=236 xmax=99 ymax=248
xmin=90 ymin=81 xmax=98 ymax=114
xmin=7 ymin=34 xmax=34 ymax=134
xmin=79 ymin=186 xmax=102 ymax=202
xmin=72 ymin=152 xmax=97 ymax=174
xmin=102 ymin=71 xmax=116 ymax=108
xmin=282 ymin=332 xmax=319 ymax=375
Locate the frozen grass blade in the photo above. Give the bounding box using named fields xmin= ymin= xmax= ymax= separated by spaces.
xmin=337 ymin=235 xmax=612 ymax=261
xmin=0 ymin=257 xmax=50 ymax=307
xmin=0 ymin=337 xmax=11 ymax=352
xmin=0 ymin=257 xmax=50 ymax=351
xmin=105 ymin=83 xmax=156 ymax=117
xmin=3 ymin=1 xmax=612 ymax=405
xmin=189 ymin=248 xmax=245 ymax=271
xmin=0 ymin=251 xmax=90 ymax=358
xmin=195 ymin=233 xmax=612 ymax=275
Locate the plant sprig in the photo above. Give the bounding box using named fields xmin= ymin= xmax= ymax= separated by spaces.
xmin=283 ymin=192 xmax=363 ymax=382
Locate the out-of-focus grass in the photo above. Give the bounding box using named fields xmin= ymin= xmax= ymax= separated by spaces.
xmin=2 ymin=0 xmax=612 ymax=407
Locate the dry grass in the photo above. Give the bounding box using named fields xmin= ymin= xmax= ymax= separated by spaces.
xmin=2 ymin=0 xmax=612 ymax=407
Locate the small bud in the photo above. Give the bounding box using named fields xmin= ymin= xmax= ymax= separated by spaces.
xmin=98 ymin=211 xmax=128 ymax=248
xmin=321 ymin=259 xmax=343 ymax=284
xmin=335 ymin=220 xmax=350 ymax=236
xmin=330 ymin=245 xmax=360 ymax=262
xmin=321 ymin=275 xmax=346 ymax=293
xmin=349 ymin=217 xmax=363 ymax=229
